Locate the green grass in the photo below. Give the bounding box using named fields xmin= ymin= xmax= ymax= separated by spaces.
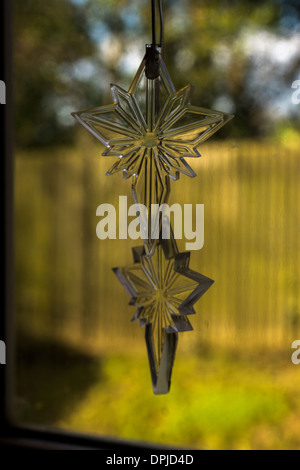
xmin=15 ymin=335 xmax=299 ymax=450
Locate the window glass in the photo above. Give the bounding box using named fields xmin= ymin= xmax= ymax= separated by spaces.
xmin=14 ymin=0 xmax=300 ymax=450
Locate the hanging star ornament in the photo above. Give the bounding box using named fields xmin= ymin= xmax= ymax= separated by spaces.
xmin=113 ymin=240 xmax=214 ymax=394
xmin=72 ymin=18 xmax=233 ymax=394
xmin=72 ymin=45 xmax=233 ymax=254
xmin=72 ymin=47 xmax=233 ymax=184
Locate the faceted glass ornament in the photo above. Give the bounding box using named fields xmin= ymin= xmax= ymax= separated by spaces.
xmin=72 ymin=46 xmax=233 ymax=180
xmin=113 ymin=240 xmax=214 ymax=394
xmin=72 ymin=44 xmax=232 ymax=395
xmin=72 ymin=45 xmax=233 ymax=254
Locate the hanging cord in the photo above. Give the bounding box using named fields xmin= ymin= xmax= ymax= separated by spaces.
xmin=151 ymin=0 xmax=157 ymax=46
xmin=151 ymin=0 xmax=164 ymax=55
xmin=147 ymin=0 xmax=164 ymax=78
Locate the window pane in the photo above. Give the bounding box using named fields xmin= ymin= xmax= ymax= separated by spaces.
xmin=13 ymin=0 xmax=300 ymax=450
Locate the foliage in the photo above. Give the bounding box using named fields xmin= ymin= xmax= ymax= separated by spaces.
xmin=14 ymin=0 xmax=300 ymax=147
xmin=14 ymin=0 xmax=94 ymax=146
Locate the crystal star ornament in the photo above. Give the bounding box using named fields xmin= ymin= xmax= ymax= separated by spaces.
xmin=72 ymin=46 xmax=233 ymax=180
xmin=72 ymin=45 xmax=233 ymax=254
xmin=113 ymin=240 xmax=214 ymax=394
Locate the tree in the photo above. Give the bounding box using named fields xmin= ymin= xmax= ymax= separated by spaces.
xmin=14 ymin=0 xmax=95 ymax=147
xmin=14 ymin=0 xmax=300 ymax=147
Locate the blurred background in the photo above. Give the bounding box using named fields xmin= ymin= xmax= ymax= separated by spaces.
xmin=13 ymin=0 xmax=300 ymax=449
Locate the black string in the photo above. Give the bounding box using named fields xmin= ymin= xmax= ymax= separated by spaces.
xmin=146 ymin=0 xmax=163 ymax=78
xmin=151 ymin=0 xmax=157 ymax=46
xmin=158 ymin=0 xmax=164 ymax=56
xmin=151 ymin=0 xmax=164 ymax=55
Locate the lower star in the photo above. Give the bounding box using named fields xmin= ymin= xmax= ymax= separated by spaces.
xmin=113 ymin=240 xmax=214 ymax=394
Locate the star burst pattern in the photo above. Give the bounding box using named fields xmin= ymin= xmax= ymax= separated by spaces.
xmin=113 ymin=242 xmax=214 ymax=390
xmin=72 ymin=49 xmax=233 ymax=184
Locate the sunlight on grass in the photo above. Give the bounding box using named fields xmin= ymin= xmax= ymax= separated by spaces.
xmin=61 ymin=354 xmax=289 ymax=450
xmin=16 ymin=344 xmax=295 ymax=450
